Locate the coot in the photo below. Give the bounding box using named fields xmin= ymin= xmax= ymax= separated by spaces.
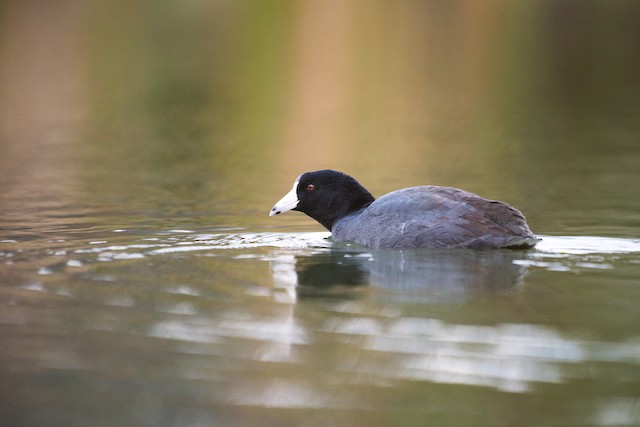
xmin=269 ymin=170 xmax=538 ymax=249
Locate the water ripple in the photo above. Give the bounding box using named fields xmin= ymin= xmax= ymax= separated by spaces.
xmin=536 ymin=235 xmax=640 ymax=255
xmin=66 ymin=231 xmax=640 ymax=260
xmin=61 ymin=232 xmax=640 ymax=277
xmin=323 ymin=316 xmax=640 ymax=393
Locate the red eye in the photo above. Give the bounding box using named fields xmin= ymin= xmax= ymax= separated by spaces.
xmin=306 ymin=184 xmax=315 ymax=191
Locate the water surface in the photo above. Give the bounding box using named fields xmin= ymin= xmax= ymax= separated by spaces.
xmin=2 ymin=227 xmax=640 ymax=426
xmin=2 ymin=1 xmax=640 ymax=426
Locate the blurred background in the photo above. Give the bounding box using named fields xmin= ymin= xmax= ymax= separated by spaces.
xmin=1 ymin=0 xmax=639 ymax=235
xmin=2 ymin=1 xmax=640 ymax=426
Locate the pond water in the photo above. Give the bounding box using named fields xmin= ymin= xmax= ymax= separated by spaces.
xmin=2 ymin=225 xmax=640 ymax=427
xmin=2 ymin=2 xmax=640 ymax=427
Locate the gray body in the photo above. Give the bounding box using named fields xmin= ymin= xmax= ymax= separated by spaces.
xmin=331 ymin=186 xmax=537 ymax=249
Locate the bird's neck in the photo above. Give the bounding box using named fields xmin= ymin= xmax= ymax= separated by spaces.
xmin=316 ymin=191 xmax=375 ymax=231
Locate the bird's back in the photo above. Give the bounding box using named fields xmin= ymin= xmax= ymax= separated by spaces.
xmin=332 ymin=186 xmax=537 ymax=249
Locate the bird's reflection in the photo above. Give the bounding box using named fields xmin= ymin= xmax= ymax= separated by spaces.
xmin=271 ymin=247 xmax=530 ymax=303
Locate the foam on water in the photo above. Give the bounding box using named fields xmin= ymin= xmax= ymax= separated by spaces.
xmin=536 ymin=235 xmax=640 ymax=255
xmin=69 ymin=232 xmax=640 ymax=270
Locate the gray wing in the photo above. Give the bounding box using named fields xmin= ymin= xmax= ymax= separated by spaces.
xmin=333 ymin=186 xmax=536 ymax=249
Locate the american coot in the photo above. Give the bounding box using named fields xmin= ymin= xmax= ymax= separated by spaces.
xmin=269 ymin=170 xmax=538 ymax=249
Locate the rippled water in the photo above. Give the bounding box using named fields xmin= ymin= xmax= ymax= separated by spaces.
xmin=2 ymin=1 xmax=640 ymax=425
xmin=2 ymin=228 xmax=640 ymax=426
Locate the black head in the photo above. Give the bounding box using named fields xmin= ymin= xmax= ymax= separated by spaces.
xmin=269 ymin=170 xmax=375 ymax=231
